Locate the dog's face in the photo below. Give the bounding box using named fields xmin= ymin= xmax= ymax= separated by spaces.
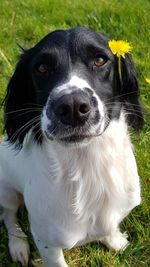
xmin=35 ymin=28 xmax=116 ymax=145
xmin=4 ymin=28 xmax=143 ymax=147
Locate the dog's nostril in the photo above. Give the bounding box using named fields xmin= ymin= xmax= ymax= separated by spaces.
xmin=57 ymin=104 xmax=70 ymax=116
xmin=79 ymin=103 xmax=91 ymax=114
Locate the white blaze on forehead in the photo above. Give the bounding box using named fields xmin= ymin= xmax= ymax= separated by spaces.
xmin=68 ymin=75 xmax=91 ymax=89
xmin=55 ymin=75 xmax=92 ymax=95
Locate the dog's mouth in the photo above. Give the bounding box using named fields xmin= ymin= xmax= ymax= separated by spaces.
xmin=44 ymin=130 xmax=94 ymax=144
xmin=59 ymin=135 xmax=92 ymax=143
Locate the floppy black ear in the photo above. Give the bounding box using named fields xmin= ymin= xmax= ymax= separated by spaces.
xmin=116 ymin=54 xmax=144 ymax=131
xmin=4 ymin=50 xmax=40 ymax=146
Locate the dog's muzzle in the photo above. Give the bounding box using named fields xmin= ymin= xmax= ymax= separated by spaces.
xmin=42 ymin=87 xmax=104 ymax=144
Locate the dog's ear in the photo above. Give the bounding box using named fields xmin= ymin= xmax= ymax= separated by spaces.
xmin=4 ymin=50 xmax=38 ymax=146
xmin=116 ymin=54 xmax=144 ymax=131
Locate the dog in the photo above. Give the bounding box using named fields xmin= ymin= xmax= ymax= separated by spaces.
xmin=0 ymin=27 xmax=143 ymax=267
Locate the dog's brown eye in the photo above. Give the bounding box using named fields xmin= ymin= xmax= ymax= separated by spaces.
xmin=37 ymin=64 xmax=48 ymax=73
xmin=94 ymin=55 xmax=107 ymax=67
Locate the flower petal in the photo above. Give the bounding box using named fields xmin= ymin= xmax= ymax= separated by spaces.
xmin=108 ymin=40 xmax=133 ymax=58
xmin=145 ymin=78 xmax=150 ymax=84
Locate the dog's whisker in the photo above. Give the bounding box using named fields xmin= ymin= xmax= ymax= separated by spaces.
xmin=46 ymin=124 xmax=59 ymax=139
xmin=22 ymin=103 xmax=43 ymax=107
xmin=105 ymin=91 xmax=139 ymax=103
xmin=9 ymin=116 xmax=40 ymax=142
xmin=32 ymin=121 xmax=43 ymax=143
xmin=10 ymin=121 xmax=39 ymax=143
xmin=36 ymin=130 xmax=43 ymax=143
xmin=5 ymin=108 xmax=42 ymax=115
xmin=15 ymin=121 xmax=40 ymax=144
xmin=123 ymin=112 xmax=145 ymax=120
xmin=105 ymin=101 xmax=143 ymax=108
xmin=106 ymin=106 xmax=147 ymax=114
xmin=106 ymin=104 xmax=147 ymax=115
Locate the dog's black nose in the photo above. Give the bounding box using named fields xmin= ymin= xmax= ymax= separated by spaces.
xmin=53 ymin=92 xmax=91 ymax=126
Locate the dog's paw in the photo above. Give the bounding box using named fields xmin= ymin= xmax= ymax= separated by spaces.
xmin=8 ymin=235 xmax=30 ymax=266
xmin=100 ymin=231 xmax=129 ymax=251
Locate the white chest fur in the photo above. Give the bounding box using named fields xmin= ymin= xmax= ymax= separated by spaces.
xmin=0 ymin=116 xmax=140 ymax=249
xmin=23 ymin=117 xmax=140 ymax=249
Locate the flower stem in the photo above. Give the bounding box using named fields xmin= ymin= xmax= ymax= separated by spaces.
xmin=118 ymin=56 xmax=122 ymax=85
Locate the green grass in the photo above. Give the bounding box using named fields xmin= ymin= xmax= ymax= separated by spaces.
xmin=0 ymin=0 xmax=150 ymax=266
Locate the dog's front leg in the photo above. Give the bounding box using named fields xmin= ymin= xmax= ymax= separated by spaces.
xmin=32 ymin=231 xmax=68 ymax=267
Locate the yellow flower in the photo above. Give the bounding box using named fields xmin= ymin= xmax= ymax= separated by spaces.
xmin=145 ymin=78 xmax=150 ymax=84
xmin=108 ymin=40 xmax=133 ymax=58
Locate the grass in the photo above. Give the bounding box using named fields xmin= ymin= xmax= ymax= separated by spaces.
xmin=0 ymin=0 xmax=150 ymax=266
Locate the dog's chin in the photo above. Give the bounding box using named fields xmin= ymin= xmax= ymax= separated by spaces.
xmin=44 ymin=131 xmax=93 ymax=148
xmin=58 ymin=135 xmax=93 ymax=147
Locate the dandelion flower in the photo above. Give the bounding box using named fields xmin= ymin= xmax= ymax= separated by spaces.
xmin=145 ymin=78 xmax=150 ymax=84
xmin=108 ymin=40 xmax=133 ymax=58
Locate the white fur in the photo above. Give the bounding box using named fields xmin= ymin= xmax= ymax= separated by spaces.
xmin=0 ymin=114 xmax=141 ymax=267
xmin=54 ymin=75 xmax=92 ymax=95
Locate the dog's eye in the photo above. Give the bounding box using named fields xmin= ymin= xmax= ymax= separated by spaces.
xmin=94 ymin=55 xmax=107 ymax=67
xmin=37 ymin=64 xmax=48 ymax=74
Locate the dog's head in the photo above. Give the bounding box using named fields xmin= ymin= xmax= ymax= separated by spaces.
xmin=4 ymin=27 xmax=143 ymax=147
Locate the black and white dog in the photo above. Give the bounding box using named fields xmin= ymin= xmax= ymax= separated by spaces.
xmin=0 ymin=28 xmax=143 ymax=267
